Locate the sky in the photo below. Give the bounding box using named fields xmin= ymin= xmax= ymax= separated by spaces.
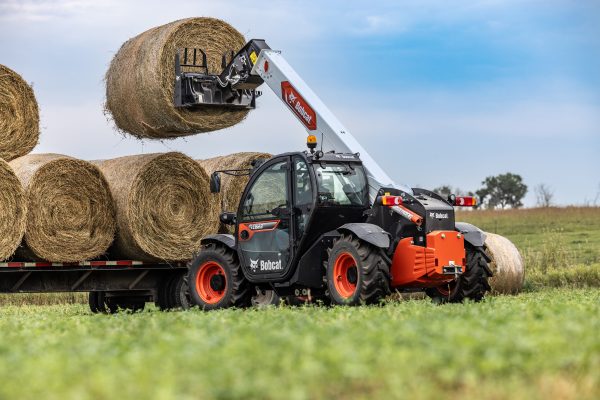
xmin=0 ymin=0 xmax=599 ymax=206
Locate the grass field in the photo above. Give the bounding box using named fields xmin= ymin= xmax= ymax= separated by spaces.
xmin=0 ymin=289 xmax=597 ymax=400
xmin=1 ymin=207 xmax=599 ymax=399
xmin=457 ymin=206 xmax=600 ymax=290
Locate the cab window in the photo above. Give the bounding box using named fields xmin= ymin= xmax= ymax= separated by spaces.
xmin=241 ymin=161 xmax=288 ymax=220
xmin=314 ymin=163 xmax=367 ymax=206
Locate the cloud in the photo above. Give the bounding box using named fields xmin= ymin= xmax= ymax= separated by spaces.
xmin=0 ymin=0 xmax=115 ymax=21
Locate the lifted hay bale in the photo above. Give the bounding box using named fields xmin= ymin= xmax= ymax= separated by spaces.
xmin=198 ymin=152 xmax=271 ymax=233
xmin=105 ymin=17 xmax=248 ymax=139
xmin=9 ymin=154 xmax=116 ymax=262
xmin=0 ymin=65 xmax=39 ymax=161
xmin=0 ymin=159 xmax=26 ymax=260
xmin=485 ymin=232 xmax=525 ymax=294
xmin=96 ymin=152 xmax=218 ymax=261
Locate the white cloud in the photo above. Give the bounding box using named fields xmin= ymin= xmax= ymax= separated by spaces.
xmin=0 ymin=0 xmax=116 ymax=21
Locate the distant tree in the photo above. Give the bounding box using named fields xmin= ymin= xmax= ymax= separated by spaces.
xmin=476 ymin=173 xmax=528 ymax=209
xmin=432 ymin=185 xmax=468 ymax=198
xmin=534 ymin=183 xmax=554 ymax=208
xmin=432 ymin=185 xmax=454 ymax=198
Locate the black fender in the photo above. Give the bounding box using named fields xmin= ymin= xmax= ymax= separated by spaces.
xmin=337 ymin=223 xmax=391 ymax=249
xmin=455 ymin=222 xmax=487 ymax=247
xmin=200 ymin=234 xmax=236 ymax=251
xmin=455 ymin=222 xmax=492 ymax=262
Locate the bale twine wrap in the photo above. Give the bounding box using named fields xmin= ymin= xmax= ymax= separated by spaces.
xmin=9 ymin=154 xmax=116 ymax=262
xmin=96 ymin=152 xmax=218 ymax=261
xmin=0 ymin=159 xmax=27 ymax=260
xmin=105 ymin=17 xmax=248 ymax=139
xmin=199 ymin=152 xmax=271 ymax=233
xmin=0 ymin=65 xmax=39 ymax=161
xmin=484 ymin=232 xmax=525 ymax=294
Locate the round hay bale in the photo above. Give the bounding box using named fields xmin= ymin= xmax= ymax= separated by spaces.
xmin=96 ymin=152 xmax=218 ymax=261
xmin=0 ymin=64 xmax=39 ymax=161
xmin=9 ymin=154 xmax=116 ymax=262
xmin=484 ymin=232 xmax=525 ymax=294
xmin=199 ymin=152 xmax=271 ymax=233
xmin=105 ymin=17 xmax=248 ymax=139
xmin=0 ymin=159 xmax=27 ymax=260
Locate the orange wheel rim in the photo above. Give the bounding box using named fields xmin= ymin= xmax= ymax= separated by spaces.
xmin=333 ymin=252 xmax=358 ymax=298
xmin=195 ymin=262 xmax=227 ymax=304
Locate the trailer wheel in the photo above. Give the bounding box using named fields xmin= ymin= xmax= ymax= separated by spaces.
xmin=426 ymin=245 xmax=492 ymax=303
xmin=88 ymin=291 xmax=102 ymax=313
xmin=89 ymin=291 xmax=145 ymax=313
xmin=168 ymin=273 xmax=191 ymax=310
xmin=327 ymin=233 xmax=390 ymax=306
xmin=106 ymin=298 xmax=145 ymax=313
xmin=155 ymin=274 xmax=174 ymax=310
xmin=187 ymin=243 xmax=251 ymax=310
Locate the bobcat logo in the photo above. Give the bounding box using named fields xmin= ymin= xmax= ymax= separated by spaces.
xmin=250 ymin=259 xmax=259 ymax=272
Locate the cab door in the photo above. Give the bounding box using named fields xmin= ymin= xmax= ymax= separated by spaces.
xmin=237 ymin=158 xmax=293 ymax=281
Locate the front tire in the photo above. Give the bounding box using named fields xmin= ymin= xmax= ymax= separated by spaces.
xmin=188 ymin=243 xmax=251 ymax=310
xmin=327 ymin=234 xmax=390 ymax=305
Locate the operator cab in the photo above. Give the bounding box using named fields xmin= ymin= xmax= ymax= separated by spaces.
xmin=233 ymin=147 xmax=368 ymax=284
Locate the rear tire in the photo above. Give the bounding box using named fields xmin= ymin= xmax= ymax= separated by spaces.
xmin=188 ymin=243 xmax=251 ymax=310
xmin=426 ymin=245 xmax=492 ymax=303
xmin=327 ymin=233 xmax=390 ymax=306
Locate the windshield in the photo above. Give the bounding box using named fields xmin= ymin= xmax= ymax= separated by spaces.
xmin=314 ymin=163 xmax=368 ymax=206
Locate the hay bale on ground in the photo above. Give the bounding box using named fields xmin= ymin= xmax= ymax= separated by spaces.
xmin=485 ymin=232 xmax=525 ymax=294
xmin=96 ymin=152 xmax=218 ymax=261
xmin=0 ymin=159 xmax=27 ymax=260
xmin=0 ymin=65 xmax=39 ymax=161
xmin=199 ymin=152 xmax=271 ymax=233
xmin=9 ymin=154 xmax=116 ymax=262
xmin=105 ymin=17 xmax=248 ymax=139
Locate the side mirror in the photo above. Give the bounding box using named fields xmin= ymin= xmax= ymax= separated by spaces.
xmin=220 ymin=212 xmax=237 ymax=226
xmin=210 ymin=172 xmax=221 ymax=193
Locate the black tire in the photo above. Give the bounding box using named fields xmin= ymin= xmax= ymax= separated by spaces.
xmin=90 ymin=291 xmax=145 ymax=313
xmin=251 ymin=288 xmax=280 ymax=307
xmin=168 ymin=273 xmax=191 ymax=310
xmin=88 ymin=291 xmax=101 ymax=313
xmin=426 ymin=245 xmax=492 ymax=303
xmin=155 ymin=274 xmax=174 ymax=310
xmin=187 ymin=243 xmax=251 ymax=310
xmin=326 ymin=233 xmax=390 ymax=306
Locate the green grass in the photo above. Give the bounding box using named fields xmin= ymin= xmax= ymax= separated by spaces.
xmin=457 ymin=207 xmax=600 ymax=289
xmin=457 ymin=206 xmax=600 ymax=266
xmin=0 ymin=289 xmax=597 ymax=400
xmin=1 ymin=207 xmax=599 ymax=399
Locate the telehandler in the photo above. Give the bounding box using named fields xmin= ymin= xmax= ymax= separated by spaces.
xmin=174 ymin=40 xmax=492 ymax=309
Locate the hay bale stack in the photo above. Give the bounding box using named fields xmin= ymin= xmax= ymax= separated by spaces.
xmin=0 ymin=159 xmax=27 ymax=260
xmin=199 ymin=152 xmax=271 ymax=233
xmin=105 ymin=17 xmax=248 ymax=139
xmin=96 ymin=153 xmax=218 ymax=261
xmin=485 ymin=232 xmax=525 ymax=294
xmin=0 ymin=65 xmax=39 ymax=161
xmin=9 ymin=154 xmax=116 ymax=262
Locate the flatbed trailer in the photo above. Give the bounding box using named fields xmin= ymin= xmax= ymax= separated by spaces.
xmin=0 ymin=260 xmax=189 ymax=312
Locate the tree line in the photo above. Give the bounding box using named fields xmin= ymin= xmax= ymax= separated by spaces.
xmin=433 ymin=173 xmax=556 ymax=209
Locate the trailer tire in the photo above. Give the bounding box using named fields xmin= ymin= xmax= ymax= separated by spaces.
xmin=88 ymin=291 xmax=102 ymax=313
xmin=155 ymin=275 xmax=172 ymax=310
xmin=327 ymin=233 xmax=390 ymax=306
xmin=426 ymin=245 xmax=492 ymax=303
xmin=188 ymin=243 xmax=251 ymax=310
xmin=168 ymin=273 xmax=191 ymax=310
